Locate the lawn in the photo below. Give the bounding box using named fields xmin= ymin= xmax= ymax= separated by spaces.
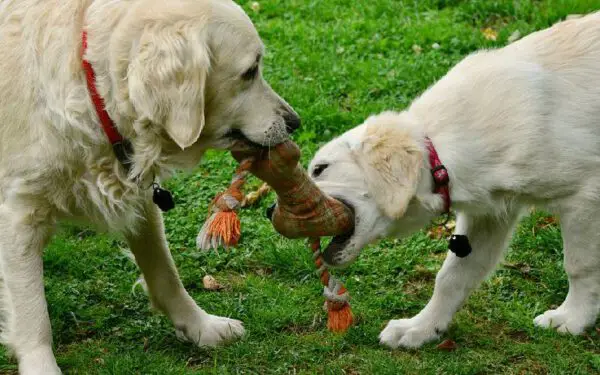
xmin=2 ymin=0 xmax=600 ymax=374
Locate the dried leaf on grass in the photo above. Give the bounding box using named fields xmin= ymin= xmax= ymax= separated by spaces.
xmin=426 ymin=219 xmax=456 ymax=240
xmin=437 ymin=339 xmax=458 ymax=351
xmin=203 ymin=275 xmax=223 ymax=291
xmin=482 ymin=27 xmax=498 ymax=41
xmin=537 ymin=216 xmax=558 ymax=228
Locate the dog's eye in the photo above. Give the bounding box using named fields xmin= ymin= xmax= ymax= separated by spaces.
xmin=312 ymin=163 xmax=329 ymax=178
xmin=241 ymin=65 xmax=259 ymax=81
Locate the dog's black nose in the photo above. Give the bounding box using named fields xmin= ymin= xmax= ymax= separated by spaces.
xmin=266 ymin=202 xmax=276 ymax=221
xmin=283 ymin=112 xmax=301 ymax=134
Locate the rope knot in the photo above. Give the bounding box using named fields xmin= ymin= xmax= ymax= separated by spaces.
xmin=211 ymin=190 xmax=242 ymax=212
xmin=311 ymin=239 xmax=353 ymax=332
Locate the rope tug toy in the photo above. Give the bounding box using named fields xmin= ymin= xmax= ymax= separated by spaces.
xmin=197 ymin=141 xmax=355 ymax=332
xmin=196 ymin=159 xmax=271 ymax=250
xmin=196 ymin=158 xmax=251 ymax=250
xmin=311 ymin=238 xmax=353 ymax=332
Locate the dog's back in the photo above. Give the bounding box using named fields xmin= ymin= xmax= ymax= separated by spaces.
xmin=409 ymin=12 xmax=600 ymax=204
xmin=0 ymin=0 xmax=94 ymax=169
xmin=0 ymin=0 xmax=119 ymax=222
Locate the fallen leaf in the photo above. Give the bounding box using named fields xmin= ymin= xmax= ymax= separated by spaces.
xmin=412 ymin=44 xmax=422 ymax=55
xmin=143 ymin=337 xmax=150 ymax=352
xmin=426 ymin=226 xmax=446 ymax=240
xmin=94 ymin=358 xmax=105 ymax=365
xmin=482 ymin=28 xmax=498 ymax=41
xmin=431 ymin=42 xmax=441 ymax=50
xmin=250 ymin=2 xmax=260 ymax=13
xmin=437 ymin=339 xmax=458 ymax=351
xmin=537 ymin=216 xmax=558 ymax=229
xmin=203 ymin=275 xmax=222 ymax=291
xmin=426 ymin=219 xmax=455 ymax=240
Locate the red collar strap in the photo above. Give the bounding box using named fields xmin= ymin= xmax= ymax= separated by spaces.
xmin=81 ymin=31 xmax=132 ymax=171
xmin=425 ymin=138 xmax=471 ymax=258
xmin=81 ymin=31 xmax=175 ymax=212
xmin=425 ymin=136 xmax=450 ymax=213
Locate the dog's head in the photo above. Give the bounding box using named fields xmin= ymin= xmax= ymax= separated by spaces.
xmin=309 ymin=111 xmax=442 ymax=267
xmin=105 ymin=0 xmax=299 ymax=173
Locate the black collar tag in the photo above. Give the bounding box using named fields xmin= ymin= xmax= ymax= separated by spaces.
xmin=111 ymin=140 xmax=175 ymax=213
xmin=152 ymin=183 xmax=175 ymax=212
xmin=448 ymin=234 xmax=472 ymax=258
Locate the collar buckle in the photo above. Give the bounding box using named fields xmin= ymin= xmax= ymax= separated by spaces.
xmin=112 ymin=140 xmax=133 ymax=173
xmin=430 ymin=164 xmax=449 ymax=187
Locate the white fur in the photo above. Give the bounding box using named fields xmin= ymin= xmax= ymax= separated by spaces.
xmin=0 ymin=0 xmax=299 ymax=373
xmin=309 ymin=13 xmax=600 ymax=349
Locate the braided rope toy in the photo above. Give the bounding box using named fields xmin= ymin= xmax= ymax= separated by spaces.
xmin=196 ymin=159 xmax=251 ymax=250
xmin=197 ymin=141 xmax=355 ymax=332
xmin=196 ymin=158 xmax=272 ymax=250
xmin=310 ymin=238 xmax=353 ymax=332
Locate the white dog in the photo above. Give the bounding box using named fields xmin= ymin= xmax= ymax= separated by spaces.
xmin=309 ymin=12 xmax=600 ymax=349
xmin=0 ymin=0 xmax=299 ymax=373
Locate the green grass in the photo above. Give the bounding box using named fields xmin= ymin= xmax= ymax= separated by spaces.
xmin=2 ymin=0 xmax=600 ymax=373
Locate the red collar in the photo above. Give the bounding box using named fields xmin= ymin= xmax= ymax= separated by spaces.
xmin=81 ymin=31 xmax=123 ymax=145
xmin=81 ymin=31 xmax=176 ymax=211
xmin=425 ymin=137 xmax=450 ymax=213
xmin=82 ymin=31 xmax=133 ymax=171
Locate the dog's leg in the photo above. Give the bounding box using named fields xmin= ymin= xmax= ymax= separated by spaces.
xmin=125 ymin=202 xmax=244 ymax=347
xmin=0 ymin=203 xmax=60 ymax=374
xmin=534 ymin=203 xmax=600 ymax=334
xmin=380 ymin=209 xmax=522 ymax=349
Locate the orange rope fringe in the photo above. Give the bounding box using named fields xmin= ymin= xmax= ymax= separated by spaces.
xmin=311 ymin=239 xmax=353 ymax=333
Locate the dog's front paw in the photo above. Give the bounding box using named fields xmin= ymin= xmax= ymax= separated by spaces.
xmin=533 ymin=308 xmax=588 ymax=335
xmin=379 ymin=318 xmax=441 ymax=349
xmin=19 ymin=347 xmax=62 ymax=375
xmin=176 ymin=313 xmax=245 ymax=347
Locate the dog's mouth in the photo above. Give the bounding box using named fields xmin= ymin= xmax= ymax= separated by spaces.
xmin=321 ymin=198 xmax=356 ymax=266
xmin=224 ymin=129 xmax=265 ymax=149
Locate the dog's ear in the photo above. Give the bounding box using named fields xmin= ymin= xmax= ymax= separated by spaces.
xmin=128 ymin=27 xmax=210 ymax=149
xmin=353 ymin=119 xmax=423 ymax=219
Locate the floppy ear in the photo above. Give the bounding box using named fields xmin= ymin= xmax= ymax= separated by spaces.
xmin=128 ymin=27 xmax=210 ymax=149
xmin=353 ymin=121 xmax=423 ymax=219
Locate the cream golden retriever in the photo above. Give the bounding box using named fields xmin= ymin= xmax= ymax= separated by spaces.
xmin=0 ymin=0 xmax=299 ymax=373
xmin=309 ymin=12 xmax=600 ymax=349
